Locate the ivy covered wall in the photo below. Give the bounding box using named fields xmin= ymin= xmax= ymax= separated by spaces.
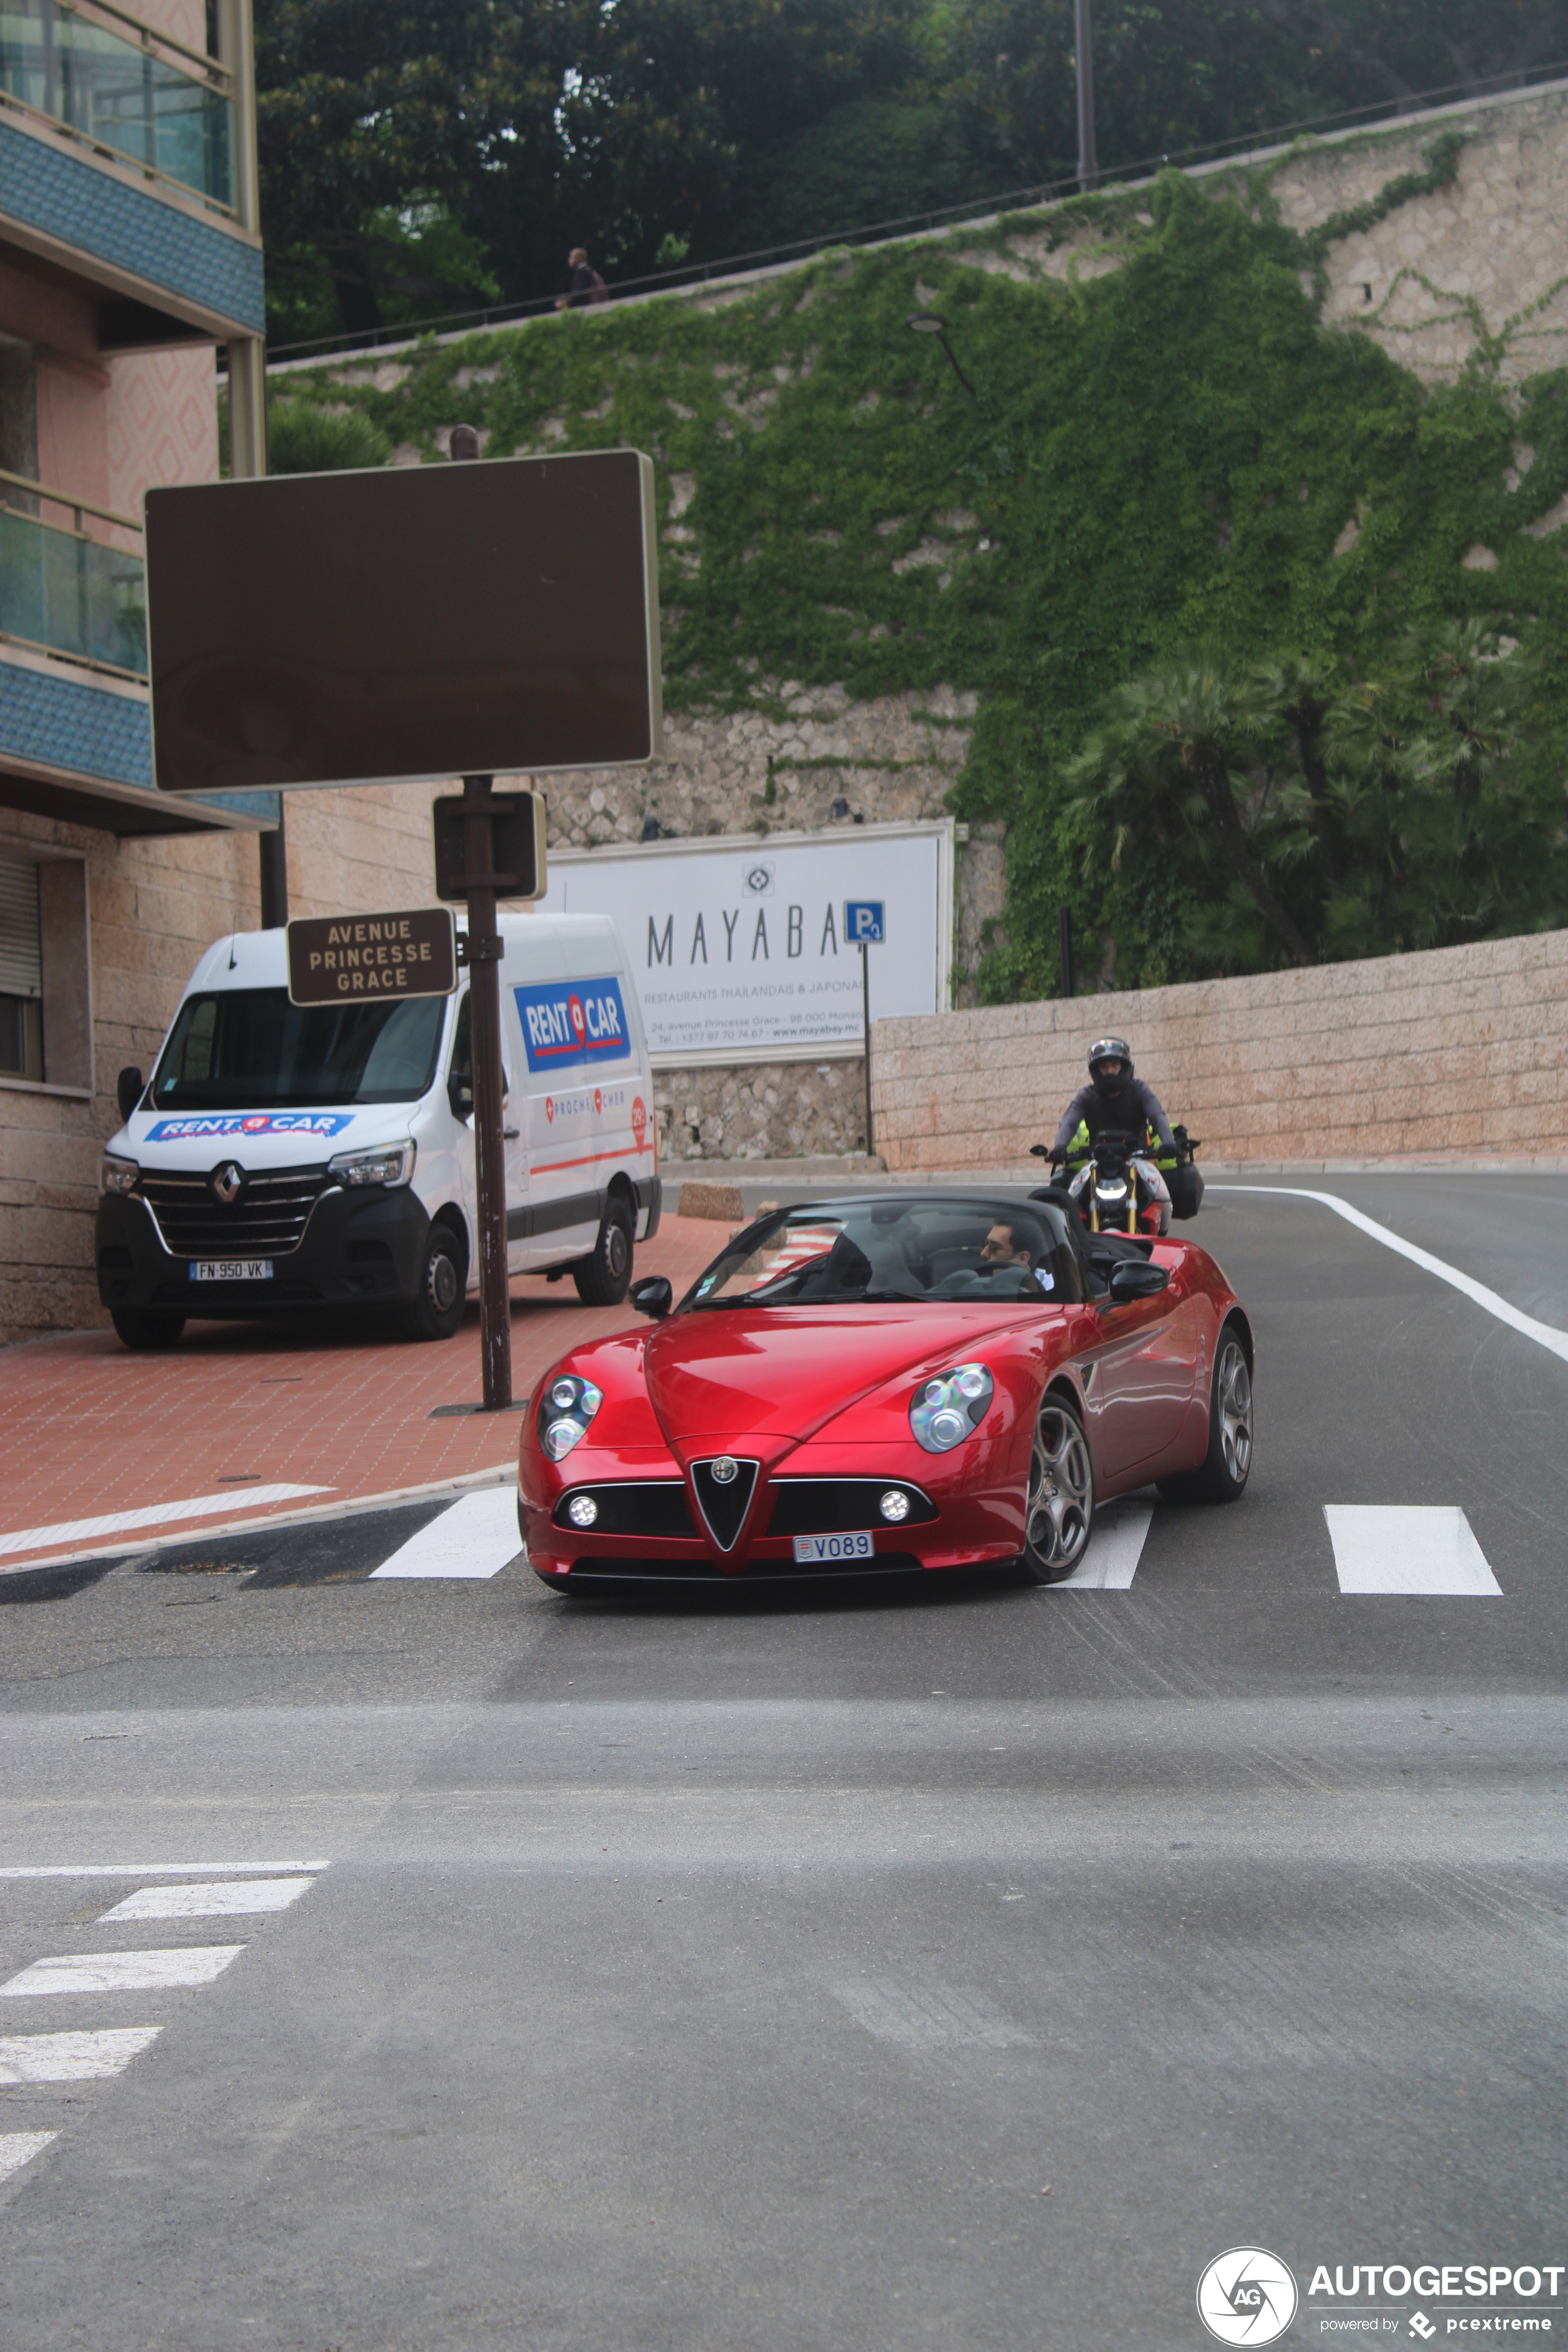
xmin=270 ymin=91 xmax=1568 ymax=1006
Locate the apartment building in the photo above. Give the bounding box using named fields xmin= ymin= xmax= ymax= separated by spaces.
xmin=1 ymin=0 xmax=278 ymax=1338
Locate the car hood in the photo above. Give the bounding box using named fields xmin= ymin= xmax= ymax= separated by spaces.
xmin=641 ymin=1303 xmax=1046 ymax=1454
xmin=112 ymin=1099 xmax=423 ymax=1172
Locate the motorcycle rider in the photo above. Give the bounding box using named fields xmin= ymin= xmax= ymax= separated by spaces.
xmin=1049 ymin=1037 xmax=1177 ymax=1170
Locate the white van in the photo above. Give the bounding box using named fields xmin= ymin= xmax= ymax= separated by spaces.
xmin=96 ymin=913 xmax=661 ymax=1349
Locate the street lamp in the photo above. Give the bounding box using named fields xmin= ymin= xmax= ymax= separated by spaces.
xmin=905 ymin=311 xmax=977 ymax=401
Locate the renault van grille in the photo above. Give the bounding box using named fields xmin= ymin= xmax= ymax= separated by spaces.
xmin=138 ymin=1166 xmax=330 ymax=1259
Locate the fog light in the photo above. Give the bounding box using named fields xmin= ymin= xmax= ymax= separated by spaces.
xmin=879 ymin=1490 xmax=911 ymax=1524
xmin=567 ymin=1494 xmax=598 ymax=1528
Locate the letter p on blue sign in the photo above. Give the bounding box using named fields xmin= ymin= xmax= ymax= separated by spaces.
xmin=845 ymin=899 xmax=885 ymax=944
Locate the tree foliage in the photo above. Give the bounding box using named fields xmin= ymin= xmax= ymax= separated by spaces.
xmin=254 ymin=0 xmax=1568 ymax=339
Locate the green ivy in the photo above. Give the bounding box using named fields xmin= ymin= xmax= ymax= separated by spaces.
xmin=272 ymin=142 xmax=1568 ymax=998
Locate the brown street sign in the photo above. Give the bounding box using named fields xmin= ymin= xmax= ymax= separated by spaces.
xmin=433 ymin=790 xmax=546 ymax=903
xmin=286 ymin=909 xmax=457 ymax=1006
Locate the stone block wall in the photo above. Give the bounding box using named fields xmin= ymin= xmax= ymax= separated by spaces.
xmin=870 ymin=931 xmax=1567 ymax=1169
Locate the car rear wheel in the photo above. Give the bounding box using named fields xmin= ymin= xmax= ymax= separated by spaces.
xmin=111 ymin=1308 xmax=184 ymax=1351
xmin=1019 ymin=1396 xmax=1095 ymax=1583
xmin=1157 ymin=1320 xmax=1252 ymax=1503
xmin=572 ymin=1199 xmax=633 ymax=1306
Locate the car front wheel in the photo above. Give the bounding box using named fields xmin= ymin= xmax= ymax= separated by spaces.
xmin=111 ymin=1308 xmax=184 ymax=1351
xmin=1019 ymin=1396 xmax=1095 ymax=1583
xmin=572 ymin=1200 xmax=633 ymax=1306
xmin=403 ymin=1222 xmax=466 ymax=1341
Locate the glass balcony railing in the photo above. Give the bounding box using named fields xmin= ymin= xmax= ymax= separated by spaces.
xmin=0 ymin=0 xmax=233 ymax=209
xmin=0 ymin=471 xmax=147 ymax=677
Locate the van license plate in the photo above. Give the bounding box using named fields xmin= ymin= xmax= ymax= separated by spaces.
xmin=792 ymin=1531 xmax=874 ymax=1563
xmin=190 ymin=1260 xmax=272 ymax=1282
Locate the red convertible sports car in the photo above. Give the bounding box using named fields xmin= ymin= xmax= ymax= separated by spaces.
xmin=517 ymin=1191 xmax=1253 ymax=1590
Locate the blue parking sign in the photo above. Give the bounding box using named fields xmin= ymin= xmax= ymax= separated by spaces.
xmin=844 ymin=899 xmax=886 ymax=943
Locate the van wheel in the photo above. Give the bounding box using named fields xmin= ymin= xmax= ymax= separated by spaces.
xmin=572 ymin=1201 xmax=633 ymax=1305
xmin=111 ymin=1309 xmax=184 ymax=1351
xmin=404 ymin=1223 xmax=466 ymax=1341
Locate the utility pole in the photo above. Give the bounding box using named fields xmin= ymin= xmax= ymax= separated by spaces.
xmin=215 ymin=0 xmax=285 ymax=926
xmin=1075 ymin=0 xmax=1099 ymax=193
xmin=450 ymin=424 xmax=512 ymax=1411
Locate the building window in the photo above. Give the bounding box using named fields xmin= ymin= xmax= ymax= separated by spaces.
xmin=0 ymin=853 xmax=44 ymax=1080
xmin=0 ymin=848 xmax=92 ymax=1091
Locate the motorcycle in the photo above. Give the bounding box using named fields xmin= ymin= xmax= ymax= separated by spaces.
xmin=1028 ymin=1124 xmax=1204 ymax=1238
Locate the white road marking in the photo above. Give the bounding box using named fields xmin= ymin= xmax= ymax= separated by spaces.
xmin=832 ymin=1979 xmax=1036 ymax=2050
xmin=1324 ymin=1505 xmax=1503 ymax=1596
xmin=1 ymin=1946 xmax=245 ymax=1996
xmin=1061 ymin=1501 xmax=1153 ymax=1590
xmin=0 ymin=1485 xmax=331 ymax=1561
xmin=0 ymin=2029 xmax=161 ymax=2082
xmin=1209 ymin=1186 xmax=1568 ymax=1364
xmin=97 ymin=1878 xmax=314 ymax=1922
xmin=0 ymin=1861 xmax=329 ymax=1879
xmin=0 ymin=2130 xmax=58 ymax=2183
xmin=370 ymin=1485 xmax=523 ymax=1578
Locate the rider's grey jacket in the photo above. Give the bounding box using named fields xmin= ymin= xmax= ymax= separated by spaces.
xmin=1051 ymin=1079 xmax=1177 ymax=1158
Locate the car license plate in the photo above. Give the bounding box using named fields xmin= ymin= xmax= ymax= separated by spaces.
xmin=792 ymin=1530 xmax=874 ymax=1563
xmin=190 ymin=1259 xmax=273 ymax=1282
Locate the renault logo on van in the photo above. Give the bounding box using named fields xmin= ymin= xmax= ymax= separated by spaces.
xmin=212 ymin=1162 xmax=244 ymax=1206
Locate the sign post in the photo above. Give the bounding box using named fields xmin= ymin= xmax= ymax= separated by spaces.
xmin=844 ymin=899 xmax=886 ymax=1159
xmin=459 ymin=772 xmax=513 ymax=1412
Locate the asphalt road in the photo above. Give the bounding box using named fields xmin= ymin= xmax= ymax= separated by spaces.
xmin=1 ymin=1174 xmax=1563 ymax=2352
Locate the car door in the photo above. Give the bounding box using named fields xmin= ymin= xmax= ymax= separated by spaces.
xmin=1086 ymin=1270 xmax=1199 ymax=1478
xmin=447 ymin=986 xmax=529 ymax=1277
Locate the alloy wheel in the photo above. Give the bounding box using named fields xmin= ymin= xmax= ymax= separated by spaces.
xmin=1026 ymin=1403 xmax=1093 ymax=1573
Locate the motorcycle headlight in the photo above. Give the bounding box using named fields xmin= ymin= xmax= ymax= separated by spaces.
xmin=909 ymin=1362 xmax=995 ymax=1453
xmin=99 ymin=1153 xmax=138 ymax=1196
xmin=328 ymin=1141 xmax=415 ymax=1188
xmin=538 ymin=1374 xmax=604 ymax=1462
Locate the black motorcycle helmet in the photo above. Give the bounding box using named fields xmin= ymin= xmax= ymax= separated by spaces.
xmin=1088 ymin=1036 xmax=1133 ymax=1096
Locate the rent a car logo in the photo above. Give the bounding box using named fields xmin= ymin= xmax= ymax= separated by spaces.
xmin=515 ymin=977 xmax=632 ymax=1073
xmin=145 ymin=1112 xmax=354 ymax=1141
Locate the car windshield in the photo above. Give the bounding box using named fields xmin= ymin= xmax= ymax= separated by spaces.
xmin=688 ymin=1198 xmax=1084 ymax=1307
xmin=150 ymin=988 xmax=447 ymax=1110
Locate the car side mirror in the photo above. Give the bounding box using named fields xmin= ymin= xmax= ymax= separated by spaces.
xmin=448 ymin=1072 xmax=474 ymax=1121
xmin=1107 ymin=1259 xmax=1171 ymax=1303
xmin=117 ymin=1066 xmax=143 ymax=1123
xmin=630 ymin=1276 xmax=672 ymax=1321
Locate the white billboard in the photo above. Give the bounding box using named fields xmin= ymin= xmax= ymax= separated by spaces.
xmin=537 ymin=819 xmax=954 ymax=1065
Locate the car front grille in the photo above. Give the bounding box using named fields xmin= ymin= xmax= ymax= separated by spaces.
xmin=138 ymin=1165 xmax=330 ymax=1259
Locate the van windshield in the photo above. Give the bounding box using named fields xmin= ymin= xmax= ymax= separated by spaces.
xmin=149 ymin=989 xmax=446 ymax=1110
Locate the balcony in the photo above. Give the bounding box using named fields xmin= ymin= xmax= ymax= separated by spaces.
xmin=0 ymin=0 xmax=233 ymax=211
xmin=1 ymin=466 xmax=146 ymax=678
xmin=0 ymin=467 xmax=277 ymax=836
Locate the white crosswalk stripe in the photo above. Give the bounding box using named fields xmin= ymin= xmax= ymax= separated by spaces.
xmin=0 ymin=2129 xmax=59 ymax=2182
xmin=1324 ymin=1506 xmax=1503 ymax=1596
xmin=1 ymin=1946 xmax=246 ymax=1996
xmin=1061 ymin=1501 xmax=1152 ymax=1589
xmin=370 ymin=1485 xmax=523 ymax=1578
xmin=0 ymin=2028 xmax=161 ymax=2082
xmin=98 ymin=1879 xmax=314 ymax=1922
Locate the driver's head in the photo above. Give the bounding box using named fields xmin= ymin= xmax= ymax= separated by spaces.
xmin=982 ymin=1220 xmax=1034 ymax=1267
xmin=1088 ymin=1035 xmax=1133 ymax=1096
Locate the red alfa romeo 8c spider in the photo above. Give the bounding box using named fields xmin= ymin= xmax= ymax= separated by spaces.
xmin=517 ymin=1191 xmax=1253 ymax=1590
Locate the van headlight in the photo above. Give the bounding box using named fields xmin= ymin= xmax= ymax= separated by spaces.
xmin=910 ymin=1362 xmax=994 ymax=1453
xmin=538 ymin=1374 xmax=604 ymax=1461
xmin=100 ymin=1153 xmax=138 ymax=1196
xmin=328 ymin=1141 xmax=415 ymax=1188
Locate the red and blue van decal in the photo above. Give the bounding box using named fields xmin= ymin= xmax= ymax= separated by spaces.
xmin=514 ymin=977 xmax=632 ymax=1072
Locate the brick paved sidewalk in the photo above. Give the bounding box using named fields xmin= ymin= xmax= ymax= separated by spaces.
xmin=0 ymin=1215 xmax=722 ymax=1573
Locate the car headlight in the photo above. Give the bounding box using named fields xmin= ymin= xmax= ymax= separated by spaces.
xmin=538 ymin=1374 xmax=604 ymax=1462
xmin=909 ymin=1361 xmax=995 ymax=1453
xmin=100 ymin=1154 xmax=138 ymax=1196
xmin=328 ymin=1141 xmax=415 ymax=1188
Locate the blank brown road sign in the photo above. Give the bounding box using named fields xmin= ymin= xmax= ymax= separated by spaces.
xmin=286 ymin=909 xmax=457 ymax=1005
